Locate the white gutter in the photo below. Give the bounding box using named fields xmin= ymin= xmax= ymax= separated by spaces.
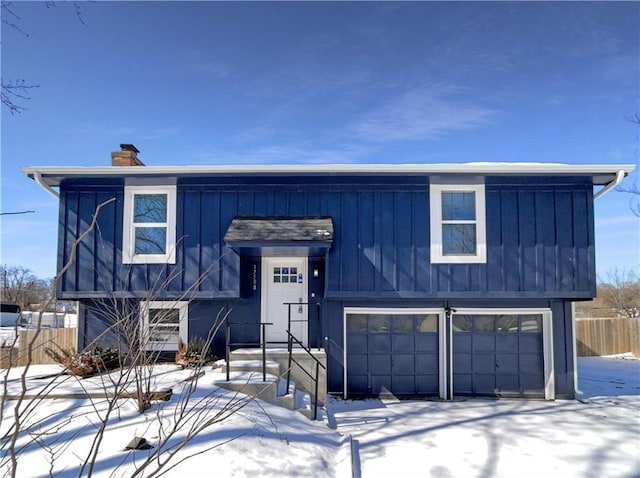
xmin=34 ymin=170 xmax=60 ymax=199
xmin=23 ymin=163 xmax=635 ymax=191
xmin=22 ymin=163 xmax=636 ymax=181
xmin=593 ymin=169 xmax=626 ymax=200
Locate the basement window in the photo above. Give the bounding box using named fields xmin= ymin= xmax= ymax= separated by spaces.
xmin=429 ymin=184 xmax=486 ymax=263
xmin=141 ymin=301 xmax=188 ymax=351
xmin=123 ymin=185 xmax=176 ymax=264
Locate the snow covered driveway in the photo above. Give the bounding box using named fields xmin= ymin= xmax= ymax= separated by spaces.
xmin=328 ymin=355 xmax=640 ymax=478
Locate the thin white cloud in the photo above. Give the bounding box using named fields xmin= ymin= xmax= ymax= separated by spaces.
xmin=543 ymin=95 xmax=567 ymax=106
xmin=139 ymin=127 xmax=181 ymax=141
xmin=2 ymin=177 xmax=40 ymax=193
xmin=232 ymin=125 xmax=294 ymax=144
xmin=180 ymin=50 xmax=230 ymax=78
xmin=71 ymin=123 xmax=136 ymax=137
xmin=1 ymin=217 xmax=56 ymax=237
xmin=191 ymin=143 xmax=374 ymax=165
xmin=605 ymin=143 xmax=637 ymax=161
xmin=596 ymin=215 xmax=639 ymax=228
xmin=70 ymin=123 xmax=180 ymax=141
xmin=353 ymin=85 xmax=496 ymax=142
xmin=185 ymin=61 xmax=230 ymax=78
xmin=598 ymin=53 xmax=639 ymax=83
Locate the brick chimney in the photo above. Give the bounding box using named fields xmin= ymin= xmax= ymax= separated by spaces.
xmin=111 ymin=144 xmax=145 ymax=166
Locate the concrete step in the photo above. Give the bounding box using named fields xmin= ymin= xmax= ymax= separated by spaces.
xmin=213 ymin=371 xmax=280 ymax=404
xmin=216 ymin=352 xmax=325 ymax=419
xmin=213 ymin=369 xmax=302 ymax=411
xmin=214 ymin=372 xmax=322 ymax=418
xmin=222 ymin=359 xmax=281 ymax=378
xmin=228 ymin=348 xmax=327 ymax=407
xmin=229 ymin=347 xmax=291 ymax=361
xmin=274 ymin=380 xmax=297 ymax=409
xmin=296 ymin=390 xmax=324 ymax=420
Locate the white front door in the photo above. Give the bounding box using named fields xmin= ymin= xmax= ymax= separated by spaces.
xmin=261 ymin=257 xmax=308 ymax=345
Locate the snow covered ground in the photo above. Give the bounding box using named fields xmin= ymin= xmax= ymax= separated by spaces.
xmin=331 ymin=354 xmax=640 ymax=478
xmin=1 ymin=355 xmax=638 ymax=477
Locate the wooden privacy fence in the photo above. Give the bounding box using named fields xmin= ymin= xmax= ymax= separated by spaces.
xmin=0 ymin=328 xmax=77 ymax=368
xmin=576 ymin=317 xmax=640 ymax=357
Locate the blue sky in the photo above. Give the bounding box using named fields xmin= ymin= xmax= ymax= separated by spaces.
xmin=1 ymin=1 xmax=638 ymax=280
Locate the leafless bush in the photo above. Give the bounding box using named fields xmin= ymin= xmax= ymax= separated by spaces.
xmin=175 ymin=337 xmax=215 ymax=369
xmin=44 ymin=345 xmax=122 ymax=378
xmin=1 ymin=197 xmax=254 ymax=478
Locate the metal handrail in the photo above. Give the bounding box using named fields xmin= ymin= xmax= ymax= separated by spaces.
xmin=282 ymin=302 xmax=322 ymax=350
xmin=285 ymin=329 xmax=326 ymax=420
xmin=225 ymin=320 xmax=273 ymax=382
xmin=224 ymin=302 xmax=324 ymax=418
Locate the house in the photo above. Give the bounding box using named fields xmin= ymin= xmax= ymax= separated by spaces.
xmin=23 ymin=145 xmax=634 ymax=400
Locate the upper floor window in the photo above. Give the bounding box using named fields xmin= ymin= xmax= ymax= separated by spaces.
xmin=430 ymin=183 xmax=486 ymax=263
xmin=123 ymin=185 xmax=176 ymax=264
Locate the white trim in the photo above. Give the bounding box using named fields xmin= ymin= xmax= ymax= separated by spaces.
xmin=342 ymin=307 xmax=445 ymax=400
xmin=451 ymin=307 xmax=551 ymax=316
xmin=430 ymin=183 xmax=486 ymax=264
xmin=451 ymin=307 xmax=554 ymax=400
xmin=261 ymin=257 xmax=308 ymax=345
xmin=140 ymin=300 xmax=188 ymax=351
xmin=123 ymin=185 xmax=176 ymax=264
xmin=571 ymin=302 xmax=582 ymax=396
xmin=543 ymin=311 xmax=555 ymax=400
xmin=260 ymin=258 xmax=269 ymax=342
xmin=22 ymin=163 xmax=636 ymax=188
xmin=447 ymin=312 xmax=454 ymax=400
xmin=439 ymin=311 xmax=448 ymax=400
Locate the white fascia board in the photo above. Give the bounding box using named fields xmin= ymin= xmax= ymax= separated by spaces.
xmin=22 ymin=163 xmax=636 ymax=187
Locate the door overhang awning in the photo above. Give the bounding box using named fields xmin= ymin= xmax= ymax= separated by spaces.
xmin=224 ymin=217 xmax=334 ymax=257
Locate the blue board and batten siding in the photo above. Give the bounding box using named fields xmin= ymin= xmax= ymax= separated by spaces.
xmin=61 ymin=175 xmax=592 ymax=400
xmin=58 ymin=176 xmax=594 ymax=299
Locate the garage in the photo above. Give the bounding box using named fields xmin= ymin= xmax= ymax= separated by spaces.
xmin=345 ymin=309 xmax=442 ymax=398
xmin=452 ymin=312 xmax=547 ymax=398
xmin=344 ymin=307 xmax=553 ymax=400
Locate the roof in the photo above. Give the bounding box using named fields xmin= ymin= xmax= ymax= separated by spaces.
xmin=224 ymin=217 xmax=334 ymax=257
xmin=22 ymin=162 xmax=635 ymax=187
xmin=225 ymin=217 xmax=333 ymax=243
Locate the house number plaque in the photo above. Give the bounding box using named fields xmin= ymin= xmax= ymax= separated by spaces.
xmin=252 ymin=264 xmax=257 ymax=291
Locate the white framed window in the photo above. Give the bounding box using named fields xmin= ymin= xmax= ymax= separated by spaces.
xmin=141 ymin=301 xmax=188 ymax=351
xmin=430 ymin=184 xmax=486 ymax=263
xmin=123 ymin=185 xmax=176 ymax=264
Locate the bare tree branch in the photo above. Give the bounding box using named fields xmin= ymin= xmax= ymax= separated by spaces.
xmin=617 ymin=181 xmax=640 ymax=217
xmin=615 ymin=112 xmax=640 ymax=216
xmin=2 ymin=1 xmax=88 ymax=114
xmin=0 ymin=265 xmax=50 ymax=311
xmin=597 ymin=268 xmax=640 ymax=318
xmin=1 ymin=2 xmax=30 ymax=37
xmin=0 ymin=79 xmax=40 ymax=115
xmin=1 ymin=197 xmax=115 ymax=478
xmin=0 ymin=211 xmax=35 ymax=216
xmin=1 ymin=195 xmax=261 ymax=477
xmin=44 ymin=0 xmax=89 ymax=27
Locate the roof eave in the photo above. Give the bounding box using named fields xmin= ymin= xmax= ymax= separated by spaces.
xmin=21 ymin=163 xmax=636 ymax=188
